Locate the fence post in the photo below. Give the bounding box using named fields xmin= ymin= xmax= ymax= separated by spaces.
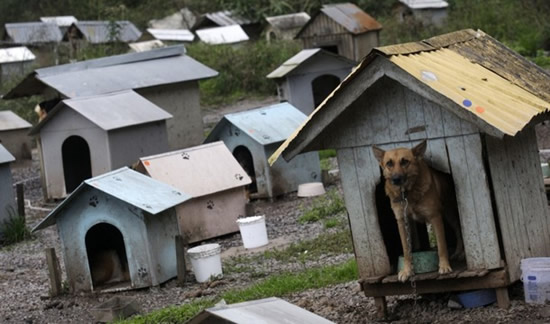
xmin=45 ymin=248 xmax=62 ymax=296
xmin=16 ymin=183 xmax=25 ymax=218
xmin=175 ymin=235 xmax=187 ymax=286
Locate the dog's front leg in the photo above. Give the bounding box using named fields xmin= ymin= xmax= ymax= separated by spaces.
xmin=393 ymin=205 xmax=413 ymax=282
xmin=431 ymin=215 xmax=452 ymax=274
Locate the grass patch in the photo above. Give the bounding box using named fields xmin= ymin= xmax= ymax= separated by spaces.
xmin=1 ymin=207 xmax=31 ymax=245
xmin=119 ymin=298 xmax=217 ymax=324
xmin=298 ymin=189 xmax=346 ymax=224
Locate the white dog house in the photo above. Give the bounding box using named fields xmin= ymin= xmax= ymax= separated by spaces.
xmin=0 ymin=144 xmax=16 ymax=236
xmin=29 ymin=90 xmax=172 ymax=200
xmin=267 ymin=48 xmax=356 ymax=115
xmin=136 ymin=141 xmax=252 ymax=243
xmin=32 ymin=167 xmax=190 ymax=292
xmin=0 ymin=110 xmax=32 ymax=162
xmin=205 ymin=102 xmax=321 ymax=199
xmin=0 ymin=46 xmax=35 ymax=85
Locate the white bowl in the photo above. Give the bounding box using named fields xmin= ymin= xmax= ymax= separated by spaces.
xmin=297 ymin=182 xmax=326 ymax=197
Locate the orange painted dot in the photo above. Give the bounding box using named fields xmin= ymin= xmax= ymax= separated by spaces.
xmin=144 ymin=161 xmax=150 ymax=166
xmin=475 ymin=106 xmax=485 ymax=114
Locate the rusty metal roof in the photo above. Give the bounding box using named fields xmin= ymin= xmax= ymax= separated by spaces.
xmin=29 ymin=90 xmax=172 ymax=135
xmin=0 ymin=110 xmax=32 ymax=131
xmin=138 ymin=141 xmax=251 ymax=198
xmin=0 ymin=144 xmax=15 ymax=164
xmin=4 ymin=22 xmax=62 ymax=44
xmin=32 ymin=167 xmax=190 ymax=231
xmin=269 ymin=29 xmax=550 ymax=164
xmin=70 ymin=21 xmax=142 ymax=44
xmin=267 ymin=48 xmax=356 ymax=79
xmin=319 ymin=3 xmax=382 ymax=34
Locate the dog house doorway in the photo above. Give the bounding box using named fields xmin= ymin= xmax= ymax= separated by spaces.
xmin=312 ymin=74 xmax=341 ymax=108
xmin=233 ymin=146 xmax=257 ymax=193
xmin=85 ymin=223 xmax=130 ymax=290
xmin=62 ymin=135 xmax=92 ymax=193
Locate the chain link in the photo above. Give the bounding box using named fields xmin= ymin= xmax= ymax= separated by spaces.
xmin=401 ymin=191 xmax=418 ymax=310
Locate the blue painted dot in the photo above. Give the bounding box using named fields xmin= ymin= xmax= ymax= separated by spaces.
xmin=463 ymin=99 xmax=472 ymax=108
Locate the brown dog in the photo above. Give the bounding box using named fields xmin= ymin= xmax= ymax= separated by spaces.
xmin=373 ymin=140 xmax=463 ymax=282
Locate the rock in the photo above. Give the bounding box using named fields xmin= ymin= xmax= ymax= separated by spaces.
xmin=448 ymin=299 xmax=463 ymax=309
xmin=44 ymin=301 xmax=61 ymax=310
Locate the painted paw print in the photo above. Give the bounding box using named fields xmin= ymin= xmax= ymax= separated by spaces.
xmin=235 ymin=173 xmax=244 ymax=181
xmin=234 ymin=128 xmax=241 ymax=136
xmin=138 ymin=267 xmax=148 ymax=278
xmin=181 ymin=152 xmax=190 ymax=160
xmin=206 ymin=200 xmax=214 ymax=209
xmin=89 ymin=195 xmax=99 ymax=207
xmin=311 ymin=172 xmax=318 ymax=179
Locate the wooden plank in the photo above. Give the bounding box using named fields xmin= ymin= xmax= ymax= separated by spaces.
xmin=16 ymin=183 xmax=25 ymax=217
xmin=369 ymin=78 xmax=393 ymax=144
xmin=363 ymin=269 xmax=509 ymax=297
xmin=404 ymin=86 xmax=428 ymax=141
xmin=446 ymin=134 xmax=501 ymax=270
xmin=385 ymin=81 xmax=409 ymax=143
xmin=175 ymin=235 xmax=187 ymax=286
xmin=374 ymin=297 xmax=388 ymax=318
xmin=495 ymin=287 xmax=511 ymax=309
xmin=337 ymin=148 xmax=390 ymax=278
xmin=422 ymin=98 xmax=445 ymax=138
xmin=45 ymin=248 xmax=62 ymax=297
xmin=425 ymin=138 xmax=450 ymax=174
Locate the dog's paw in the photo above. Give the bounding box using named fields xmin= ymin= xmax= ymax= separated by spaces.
xmin=438 ymin=263 xmax=453 ymax=274
xmin=398 ymin=268 xmax=413 ymax=282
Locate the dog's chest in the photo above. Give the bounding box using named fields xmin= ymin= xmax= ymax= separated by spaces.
xmin=409 ymin=203 xmax=431 ymax=222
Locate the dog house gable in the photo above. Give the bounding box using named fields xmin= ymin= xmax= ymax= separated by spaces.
xmin=33 ymin=167 xmax=190 ymax=292
xmin=137 ymin=141 xmax=252 ymax=242
xmin=206 ymin=103 xmax=321 ymax=198
xmin=267 ymin=48 xmax=356 ymax=115
xmin=272 ymin=29 xmax=550 ymax=283
xmin=0 ymin=144 xmax=16 ymax=234
xmin=0 ymin=110 xmax=32 ymax=161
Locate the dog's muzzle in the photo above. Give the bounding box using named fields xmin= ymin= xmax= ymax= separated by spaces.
xmin=391 ymin=174 xmax=407 ymax=186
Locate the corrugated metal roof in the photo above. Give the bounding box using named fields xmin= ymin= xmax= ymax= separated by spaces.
xmin=267 ymin=48 xmax=356 ymax=79
xmin=139 ymin=141 xmax=251 ymax=197
xmin=32 ymin=167 xmax=190 ymax=231
xmin=204 ymin=10 xmax=252 ymax=26
xmin=268 ymin=29 xmax=550 ymax=165
xmin=147 ymin=28 xmax=195 ymax=42
xmin=399 ymin=0 xmax=449 ymax=9
xmin=265 ymin=12 xmax=310 ymax=30
xmin=0 ymin=144 xmax=15 ymax=164
xmin=29 ymin=90 xmax=172 ymax=135
xmin=0 ymin=110 xmax=32 ymax=131
xmin=4 ymin=22 xmax=62 ymax=44
xmin=207 ymin=102 xmax=307 ymax=145
xmin=72 ymin=21 xmax=142 ymax=43
xmin=188 ymin=297 xmax=335 ymax=324
xmin=196 ymin=25 xmax=249 ymax=45
xmin=129 ymin=40 xmax=166 ymax=52
xmin=40 ymin=16 xmax=78 ymax=27
xmin=0 ymin=46 xmax=35 ymax=64
xmin=320 ymin=3 xmax=382 ymax=34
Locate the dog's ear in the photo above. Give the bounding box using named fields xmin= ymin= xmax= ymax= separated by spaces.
xmin=372 ymin=145 xmax=385 ymax=164
xmin=412 ymin=140 xmax=427 ymax=158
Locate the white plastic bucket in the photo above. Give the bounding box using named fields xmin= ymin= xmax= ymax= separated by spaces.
xmin=236 ymin=215 xmax=269 ymax=249
xmin=521 ymin=257 xmax=550 ymax=304
xmin=187 ymin=243 xmax=223 ymax=283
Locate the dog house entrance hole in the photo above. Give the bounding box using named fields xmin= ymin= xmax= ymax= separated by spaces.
xmin=85 ymin=223 xmax=130 ymax=290
xmin=312 ymin=74 xmax=341 ymax=108
xmin=62 ymin=135 xmax=92 ymax=193
xmin=233 ymin=146 xmax=257 ymax=193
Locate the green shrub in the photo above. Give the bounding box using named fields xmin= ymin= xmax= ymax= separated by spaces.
xmin=298 ymin=189 xmax=346 ymax=223
xmin=1 ymin=206 xmax=31 ymax=245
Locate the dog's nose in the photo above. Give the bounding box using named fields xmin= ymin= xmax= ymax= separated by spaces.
xmin=391 ymin=175 xmax=406 ymax=186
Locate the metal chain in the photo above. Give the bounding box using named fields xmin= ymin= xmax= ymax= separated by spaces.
xmin=401 ymin=191 xmax=418 ymax=310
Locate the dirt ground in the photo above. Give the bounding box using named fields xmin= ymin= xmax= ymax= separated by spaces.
xmin=2 ymin=98 xmax=550 ymax=323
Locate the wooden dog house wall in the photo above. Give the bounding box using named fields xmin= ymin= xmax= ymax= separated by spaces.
xmin=273 ymin=29 xmax=550 ymax=311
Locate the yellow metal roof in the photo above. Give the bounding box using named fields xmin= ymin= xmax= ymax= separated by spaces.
xmin=390 ymin=48 xmax=550 ymax=136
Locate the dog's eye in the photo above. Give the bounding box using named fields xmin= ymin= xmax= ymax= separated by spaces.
xmin=400 ymin=158 xmax=410 ymax=167
xmin=386 ymin=160 xmax=394 ymax=168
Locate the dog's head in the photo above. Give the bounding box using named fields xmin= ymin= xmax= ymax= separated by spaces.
xmin=372 ymin=140 xmax=427 ymax=189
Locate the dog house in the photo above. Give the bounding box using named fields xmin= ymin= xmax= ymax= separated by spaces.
xmin=4 ymin=45 xmax=218 ymax=150
xmin=32 ymin=167 xmax=190 ymax=293
xmin=267 ymin=48 xmax=356 ymax=115
xmin=136 ymin=141 xmax=252 ymax=243
xmin=29 ymin=90 xmax=172 ymax=200
xmin=0 ymin=144 xmax=16 ymax=237
xmin=64 ymin=21 xmax=142 ymax=44
xmin=394 ymin=0 xmax=449 ymax=28
xmin=0 ymin=110 xmax=32 ymax=162
xmin=205 ymin=102 xmax=321 ymax=199
xmin=265 ymin=12 xmax=310 ymax=42
xmin=0 ymin=47 xmax=35 ymax=86
xmin=295 ymin=3 xmax=382 ymax=62
xmin=271 ymin=29 xmax=550 ymax=313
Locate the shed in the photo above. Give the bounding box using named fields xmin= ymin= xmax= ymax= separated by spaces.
xmin=196 ymin=25 xmax=249 ymax=45
xmin=188 ymin=297 xmax=334 ymax=324
xmin=136 ymin=141 xmax=252 ymax=243
xmin=29 ymin=90 xmax=172 ymax=200
xmin=267 ymin=48 xmax=356 ymax=115
xmin=0 ymin=110 xmax=32 ymax=161
xmin=295 ymin=3 xmax=382 ymax=62
xmin=205 ymin=102 xmax=321 ymax=199
xmin=146 ymin=28 xmax=195 ymax=42
xmin=265 ymin=12 xmax=310 ymax=42
xmin=271 ymin=29 xmax=550 ymax=312
xmin=64 ymin=21 xmax=142 ymax=44
xmin=32 ymin=167 xmax=190 ymax=292
xmin=4 ymin=45 xmax=218 ymax=150
xmin=0 ymin=46 xmax=35 ymax=86
xmin=0 ymin=144 xmax=16 ymax=237
xmin=193 ymin=10 xmax=262 ymax=39
xmin=394 ymin=0 xmax=449 ymax=27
